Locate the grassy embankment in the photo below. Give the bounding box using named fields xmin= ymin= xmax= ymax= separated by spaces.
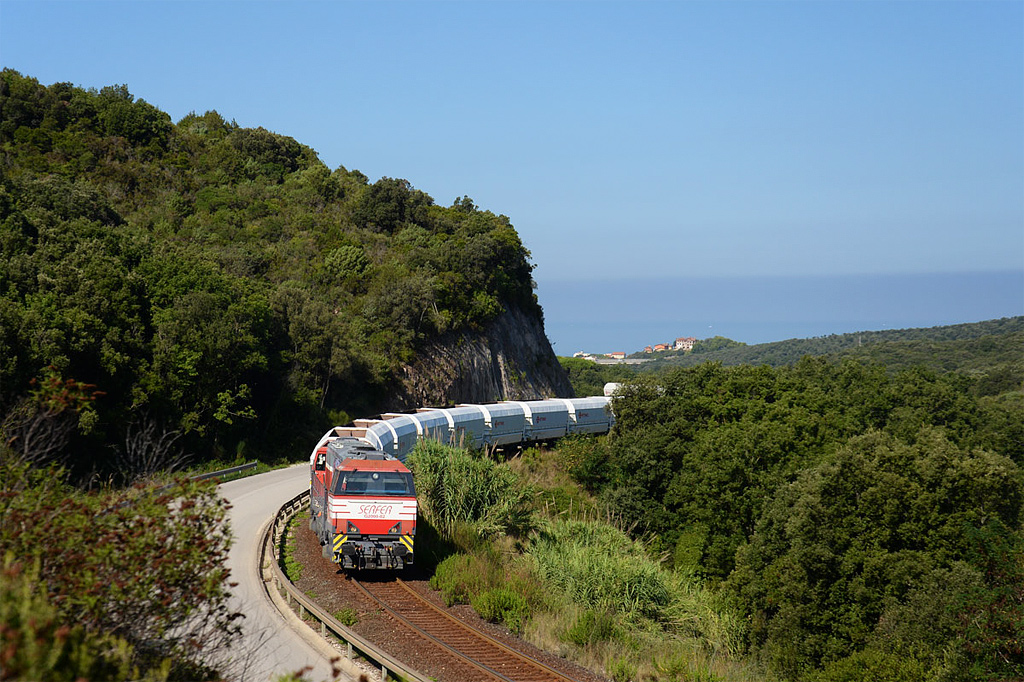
xmin=408 ymin=439 xmax=762 ymax=682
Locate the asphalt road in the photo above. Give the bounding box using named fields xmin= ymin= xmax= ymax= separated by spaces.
xmin=218 ymin=464 xmax=344 ymax=682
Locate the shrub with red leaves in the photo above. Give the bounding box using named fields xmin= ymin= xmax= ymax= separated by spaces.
xmin=0 ymin=457 xmax=240 ymax=681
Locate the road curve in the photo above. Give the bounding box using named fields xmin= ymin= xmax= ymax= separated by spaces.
xmin=218 ymin=464 xmax=345 ymax=682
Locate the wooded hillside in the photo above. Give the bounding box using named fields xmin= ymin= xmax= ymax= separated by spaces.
xmin=638 ymin=317 xmax=1024 ymax=372
xmin=0 ymin=70 xmax=543 ymax=478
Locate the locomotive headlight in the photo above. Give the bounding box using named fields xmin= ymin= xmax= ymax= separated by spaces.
xmin=347 ymin=521 xmax=361 ymax=534
xmin=388 ymin=522 xmax=401 ymax=534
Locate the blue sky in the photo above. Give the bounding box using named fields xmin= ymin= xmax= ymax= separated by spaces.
xmin=2 ymin=1 xmax=1022 ymax=346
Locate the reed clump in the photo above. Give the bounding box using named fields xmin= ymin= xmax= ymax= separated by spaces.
xmin=406 ymin=440 xmax=535 ymax=541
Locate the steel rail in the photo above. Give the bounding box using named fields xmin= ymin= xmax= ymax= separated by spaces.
xmin=350 ymin=578 xmax=516 ymax=682
xmin=353 ymin=576 xmax=578 ymax=682
xmin=392 ymin=578 xmax=577 ymax=682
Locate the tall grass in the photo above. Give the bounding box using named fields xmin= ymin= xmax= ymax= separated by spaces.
xmin=526 ymin=518 xmax=750 ymax=680
xmin=525 ymin=604 xmax=756 ymax=682
xmin=530 ymin=520 xmax=671 ymax=620
xmin=430 ymin=552 xmax=500 ymax=606
xmin=509 ymin=445 xmax=601 ymax=522
xmin=406 ymin=440 xmax=535 ymax=541
xmin=662 ymin=572 xmax=746 ymax=658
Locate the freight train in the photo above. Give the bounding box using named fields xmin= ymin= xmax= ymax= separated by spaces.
xmin=308 ymin=397 xmax=615 ymax=570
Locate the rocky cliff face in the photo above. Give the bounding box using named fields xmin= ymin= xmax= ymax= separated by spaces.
xmin=389 ymin=305 xmax=573 ymax=410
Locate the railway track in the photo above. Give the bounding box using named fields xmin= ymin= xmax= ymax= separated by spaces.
xmin=351 ymin=576 xmax=580 ymax=682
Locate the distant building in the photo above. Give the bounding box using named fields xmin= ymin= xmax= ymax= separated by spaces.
xmin=643 ymin=345 xmax=653 ymax=354
xmin=653 ymin=343 xmax=670 ymax=352
xmin=607 ymin=351 xmax=626 ymax=360
xmin=674 ymin=337 xmax=696 ymax=351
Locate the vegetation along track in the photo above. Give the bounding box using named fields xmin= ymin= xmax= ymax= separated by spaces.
xmin=351 ymin=576 xmax=579 ymax=682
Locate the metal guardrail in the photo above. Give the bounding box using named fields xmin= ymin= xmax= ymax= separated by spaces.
xmin=193 ymin=461 xmax=259 ymax=481
xmin=97 ymin=462 xmax=261 ymax=517
xmin=260 ymin=489 xmax=431 ymax=682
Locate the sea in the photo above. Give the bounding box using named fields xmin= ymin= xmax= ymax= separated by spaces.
xmin=536 ymin=271 xmax=1024 ymax=356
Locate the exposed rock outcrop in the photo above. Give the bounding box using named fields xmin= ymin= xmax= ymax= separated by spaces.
xmin=390 ymin=305 xmax=573 ymax=410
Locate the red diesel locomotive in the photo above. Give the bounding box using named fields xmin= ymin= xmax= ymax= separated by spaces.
xmin=309 ymin=437 xmax=416 ymax=570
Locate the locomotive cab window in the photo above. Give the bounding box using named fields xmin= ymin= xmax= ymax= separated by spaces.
xmin=314 ymin=452 xmax=326 ymax=471
xmin=334 ymin=470 xmax=415 ymax=496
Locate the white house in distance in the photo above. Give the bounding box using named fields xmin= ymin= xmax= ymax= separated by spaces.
xmin=674 ymin=337 xmax=696 ymax=351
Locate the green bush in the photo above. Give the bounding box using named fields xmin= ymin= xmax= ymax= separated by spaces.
xmin=558 ymin=434 xmax=612 ymax=491
xmin=0 ymin=557 xmax=149 ymax=682
xmin=429 ymin=552 xmax=497 ymax=606
xmin=470 ymin=587 xmax=530 ymax=634
xmin=607 ymin=655 xmax=638 ymax=682
xmin=561 ymin=608 xmax=618 ymax=647
xmin=0 ymin=457 xmax=235 ymax=680
xmin=430 ymin=547 xmax=545 ymax=636
xmin=807 ymin=649 xmax=929 ymax=682
xmin=333 ymin=608 xmax=358 ymax=626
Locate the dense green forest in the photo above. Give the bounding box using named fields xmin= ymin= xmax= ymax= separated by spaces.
xmin=582 ymin=357 xmax=1022 ymax=679
xmin=0 ymin=69 xmax=540 ymax=478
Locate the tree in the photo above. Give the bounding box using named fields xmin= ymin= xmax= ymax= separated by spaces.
xmin=956 ymin=521 xmax=1024 ymax=679
xmin=227 ymin=127 xmax=307 ymax=182
xmin=352 ymin=176 xmax=432 ymax=233
xmin=728 ymin=428 xmax=1023 ymax=678
xmin=1 ymin=367 xmax=102 ymax=466
xmin=96 ymin=85 xmax=172 ymax=151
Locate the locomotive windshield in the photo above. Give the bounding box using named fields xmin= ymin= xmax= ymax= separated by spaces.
xmin=333 ymin=470 xmax=415 ymax=496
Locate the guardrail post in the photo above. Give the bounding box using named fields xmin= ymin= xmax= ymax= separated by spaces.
xmin=381 ymin=665 xmax=388 ymax=681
